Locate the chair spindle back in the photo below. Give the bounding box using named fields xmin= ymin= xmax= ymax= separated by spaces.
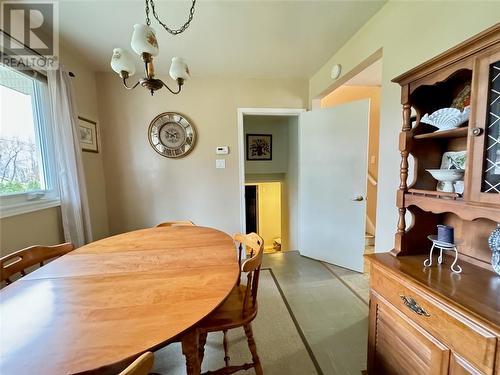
xmin=155 ymin=220 xmax=195 ymax=228
xmin=1 ymin=243 xmax=74 ymax=285
xmin=119 ymin=352 xmax=154 ymax=375
xmin=233 ymin=233 xmax=264 ymax=313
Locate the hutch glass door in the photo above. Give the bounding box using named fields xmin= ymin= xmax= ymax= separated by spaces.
xmin=481 ymin=59 xmax=500 ymax=193
xmin=468 ymin=48 xmax=500 ymax=204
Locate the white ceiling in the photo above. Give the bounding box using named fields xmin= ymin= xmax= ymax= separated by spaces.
xmin=57 ymin=0 xmax=385 ymax=78
xmin=344 ymin=59 xmax=382 ymax=86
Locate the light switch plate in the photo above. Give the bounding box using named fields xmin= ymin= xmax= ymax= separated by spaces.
xmin=216 ymin=159 xmax=226 ymax=169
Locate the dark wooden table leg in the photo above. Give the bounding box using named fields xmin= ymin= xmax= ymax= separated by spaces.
xmin=182 ymin=329 xmax=200 ymax=375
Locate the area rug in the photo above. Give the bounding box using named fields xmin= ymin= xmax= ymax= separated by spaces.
xmin=152 ymin=270 xmax=320 ymax=375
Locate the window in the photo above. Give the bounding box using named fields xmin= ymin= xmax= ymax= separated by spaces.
xmin=0 ymin=65 xmax=59 ymax=217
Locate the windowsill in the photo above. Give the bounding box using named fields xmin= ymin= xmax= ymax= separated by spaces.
xmin=0 ymin=197 xmax=61 ymax=219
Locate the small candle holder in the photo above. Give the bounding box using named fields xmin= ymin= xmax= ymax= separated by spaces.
xmin=424 ymin=235 xmax=462 ymax=274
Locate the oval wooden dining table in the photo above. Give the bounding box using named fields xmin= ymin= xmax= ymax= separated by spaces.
xmin=0 ymin=226 xmax=239 ymax=375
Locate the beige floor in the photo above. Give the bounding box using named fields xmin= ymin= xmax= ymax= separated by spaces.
xmin=153 ymin=251 xmax=369 ymax=375
xmin=263 ymin=251 xmax=369 ymax=375
xmin=152 ymin=270 xmax=318 ymax=375
xmin=322 ymin=262 xmax=370 ymax=304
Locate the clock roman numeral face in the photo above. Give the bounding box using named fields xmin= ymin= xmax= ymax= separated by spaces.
xmin=148 ymin=112 xmax=196 ymax=158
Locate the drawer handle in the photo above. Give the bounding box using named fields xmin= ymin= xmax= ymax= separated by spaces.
xmin=399 ymin=294 xmax=430 ymax=317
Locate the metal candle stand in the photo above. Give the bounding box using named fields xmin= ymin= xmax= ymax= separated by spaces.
xmin=424 ymin=235 xmax=462 ymax=274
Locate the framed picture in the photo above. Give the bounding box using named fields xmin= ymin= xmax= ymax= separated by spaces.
xmin=78 ymin=116 xmax=99 ymax=153
xmin=246 ymin=134 xmax=272 ymax=161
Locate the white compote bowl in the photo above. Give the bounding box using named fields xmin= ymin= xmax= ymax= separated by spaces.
xmin=426 ymin=169 xmax=465 ymax=193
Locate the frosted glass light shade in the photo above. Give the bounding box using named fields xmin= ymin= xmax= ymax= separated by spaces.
xmin=169 ymin=57 xmax=190 ymax=81
xmin=131 ymin=24 xmax=159 ymax=56
xmin=110 ymin=48 xmax=136 ymax=76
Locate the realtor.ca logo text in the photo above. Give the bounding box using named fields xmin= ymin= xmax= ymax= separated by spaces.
xmin=1 ymin=1 xmax=59 ymax=70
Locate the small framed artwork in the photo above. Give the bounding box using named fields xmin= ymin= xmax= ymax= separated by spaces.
xmin=78 ymin=116 xmax=99 ymax=153
xmin=246 ymin=134 xmax=272 ymax=161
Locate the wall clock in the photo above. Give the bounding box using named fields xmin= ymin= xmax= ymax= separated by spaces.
xmin=148 ymin=112 xmax=196 ymax=158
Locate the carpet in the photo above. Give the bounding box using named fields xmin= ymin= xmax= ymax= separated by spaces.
xmin=151 ymin=270 xmax=320 ymax=375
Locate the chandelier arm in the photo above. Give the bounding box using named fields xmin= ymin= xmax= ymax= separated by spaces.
xmin=159 ymin=79 xmax=182 ymax=95
xmin=148 ymin=0 xmax=196 ymax=35
xmin=122 ymin=76 xmax=141 ymax=90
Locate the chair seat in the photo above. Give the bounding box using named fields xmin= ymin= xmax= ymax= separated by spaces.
xmin=197 ymin=285 xmax=258 ymax=333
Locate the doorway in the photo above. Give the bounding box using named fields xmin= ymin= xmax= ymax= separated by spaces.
xmin=245 ymin=182 xmax=282 ymax=252
xmin=238 ymin=89 xmax=376 ymax=272
xmin=245 ymin=185 xmax=258 ymax=233
xmin=319 ymin=56 xmax=382 ymax=272
xmin=237 ymin=108 xmax=304 ymax=252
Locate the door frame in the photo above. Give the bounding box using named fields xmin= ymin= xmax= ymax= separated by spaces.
xmin=237 ymin=108 xmax=305 ymax=233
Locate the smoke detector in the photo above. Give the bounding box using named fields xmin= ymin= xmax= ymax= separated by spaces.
xmin=331 ymin=64 xmax=342 ymax=80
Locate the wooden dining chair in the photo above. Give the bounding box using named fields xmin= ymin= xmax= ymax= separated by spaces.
xmin=0 ymin=242 xmax=74 ymax=285
xmin=195 ymin=232 xmax=264 ymax=375
xmin=119 ymin=352 xmax=154 ymax=375
xmin=155 ymin=220 xmax=195 ymax=228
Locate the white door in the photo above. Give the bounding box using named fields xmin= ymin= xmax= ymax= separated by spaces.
xmin=299 ymin=100 xmax=369 ymax=272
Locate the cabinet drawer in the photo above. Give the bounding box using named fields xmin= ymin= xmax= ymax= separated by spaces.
xmin=373 ymin=296 xmax=450 ymax=375
xmin=371 ymin=265 xmax=497 ymax=374
xmin=449 ymin=354 xmax=483 ymax=375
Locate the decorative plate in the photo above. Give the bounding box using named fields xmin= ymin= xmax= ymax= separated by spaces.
xmin=148 ymin=112 xmax=196 ymax=158
xmin=450 ymin=84 xmax=471 ymax=110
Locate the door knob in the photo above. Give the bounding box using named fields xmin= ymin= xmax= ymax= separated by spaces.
xmin=471 ymin=127 xmax=483 ymax=136
xmin=351 ymin=195 xmax=364 ymax=201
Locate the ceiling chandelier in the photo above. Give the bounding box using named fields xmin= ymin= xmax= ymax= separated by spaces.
xmin=110 ymin=0 xmax=196 ymax=95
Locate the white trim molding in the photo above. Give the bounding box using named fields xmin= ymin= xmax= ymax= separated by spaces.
xmin=0 ymin=194 xmax=60 ymax=219
xmin=236 ymin=108 xmax=305 ymax=234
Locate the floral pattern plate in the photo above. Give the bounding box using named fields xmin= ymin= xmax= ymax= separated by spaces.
xmin=437 ymin=151 xmax=466 ymax=193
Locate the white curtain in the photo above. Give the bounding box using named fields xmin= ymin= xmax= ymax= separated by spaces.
xmin=47 ymin=67 xmax=93 ymax=247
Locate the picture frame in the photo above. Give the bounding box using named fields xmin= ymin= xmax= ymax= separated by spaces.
xmin=78 ymin=116 xmax=99 ymax=153
xmin=246 ymin=134 xmax=272 ymax=161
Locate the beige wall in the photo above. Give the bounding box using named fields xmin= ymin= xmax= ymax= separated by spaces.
xmin=0 ymin=208 xmax=63 ymax=257
xmin=0 ymin=44 xmax=109 ymax=255
xmin=96 ymin=74 xmax=308 ymax=236
xmin=309 ymin=2 xmax=500 ymax=252
xmin=321 ymin=85 xmax=380 ymax=234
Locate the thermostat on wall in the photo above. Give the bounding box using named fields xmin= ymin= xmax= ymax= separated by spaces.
xmin=216 ymin=146 xmax=229 ymax=155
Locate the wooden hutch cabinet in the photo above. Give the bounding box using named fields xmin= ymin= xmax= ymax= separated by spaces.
xmin=366 ymin=24 xmax=500 ymax=375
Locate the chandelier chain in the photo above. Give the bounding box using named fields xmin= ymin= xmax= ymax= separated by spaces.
xmin=145 ymin=0 xmax=196 ymax=35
